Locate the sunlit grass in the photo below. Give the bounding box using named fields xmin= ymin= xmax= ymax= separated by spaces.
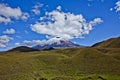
xmin=0 ymin=48 xmax=120 ymax=80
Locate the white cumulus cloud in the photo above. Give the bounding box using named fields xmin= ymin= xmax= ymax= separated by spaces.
xmin=0 ymin=16 xmax=11 ymax=24
xmin=0 ymin=35 xmax=13 ymax=48
xmin=23 ymin=40 xmax=46 ymax=47
xmin=31 ymin=6 xmax=103 ymax=40
xmin=32 ymin=3 xmax=43 ymax=15
xmin=115 ymin=1 xmax=120 ymax=12
xmin=24 ymin=40 xmax=46 ymax=47
xmin=3 ymin=28 xmax=15 ymax=34
xmin=56 ymin=6 xmax=62 ymax=11
xmin=23 ymin=37 xmax=67 ymax=47
xmin=0 ymin=3 xmax=29 ymax=23
xmin=15 ymin=42 xmax=21 ymax=46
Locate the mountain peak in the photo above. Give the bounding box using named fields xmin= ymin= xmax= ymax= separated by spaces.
xmin=33 ymin=40 xmax=81 ymax=50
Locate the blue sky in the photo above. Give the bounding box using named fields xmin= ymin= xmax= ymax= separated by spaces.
xmin=0 ymin=0 xmax=120 ymax=51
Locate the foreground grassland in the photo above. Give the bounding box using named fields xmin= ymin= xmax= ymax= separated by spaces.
xmin=0 ymin=48 xmax=120 ymax=80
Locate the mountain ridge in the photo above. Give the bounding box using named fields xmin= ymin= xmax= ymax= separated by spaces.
xmin=33 ymin=40 xmax=81 ymax=50
xmin=92 ymin=36 xmax=120 ymax=48
xmin=8 ymin=46 xmax=39 ymax=52
xmin=7 ymin=36 xmax=120 ymax=52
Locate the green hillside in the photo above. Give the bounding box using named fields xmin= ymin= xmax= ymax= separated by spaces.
xmin=0 ymin=47 xmax=120 ymax=80
xmin=92 ymin=37 xmax=120 ymax=48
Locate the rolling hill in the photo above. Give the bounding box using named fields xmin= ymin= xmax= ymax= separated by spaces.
xmin=92 ymin=37 xmax=120 ymax=48
xmin=0 ymin=37 xmax=120 ymax=80
xmin=8 ymin=46 xmax=39 ymax=52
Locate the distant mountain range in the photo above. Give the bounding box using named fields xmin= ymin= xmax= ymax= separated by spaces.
xmin=33 ymin=40 xmax=81 ymax=50
xmin=8 ymin=36 xmax=120 ymax=52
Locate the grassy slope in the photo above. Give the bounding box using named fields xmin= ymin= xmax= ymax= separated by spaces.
xmin=0 ymin=48 xmax=120 ymax=80
xmin=92 ymin=37 xmax=120 ymax=48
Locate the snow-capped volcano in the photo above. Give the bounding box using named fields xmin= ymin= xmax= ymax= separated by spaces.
xmin=33 ymin=40 xmax=80 ymax=50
